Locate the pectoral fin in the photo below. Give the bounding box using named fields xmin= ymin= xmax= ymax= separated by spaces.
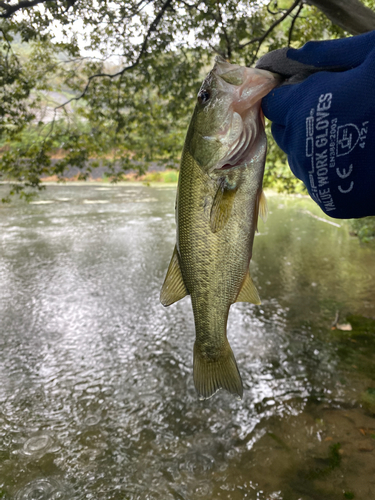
xmin=236 ymin=272 xmax=261 ymax=305
xmin=210 ymin=183 xmax=237 ymax=233
xmin=160 ymin=246 xmax=189 ymax=306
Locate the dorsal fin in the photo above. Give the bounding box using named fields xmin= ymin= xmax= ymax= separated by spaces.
xmin=160 ymin=246 xmax=189 ymax=306
xmin=210 ymin=183 xmax=237 ymax=233
xmin=235 ymin=272 xmax=261 ymax=305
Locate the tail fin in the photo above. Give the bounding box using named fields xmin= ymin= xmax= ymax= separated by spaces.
xmin=193 ymin=340 xmax=243 ymax=400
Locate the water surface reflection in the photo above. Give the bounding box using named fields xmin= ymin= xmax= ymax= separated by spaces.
xmin=0 ymin=184 xmax=374 ymax=499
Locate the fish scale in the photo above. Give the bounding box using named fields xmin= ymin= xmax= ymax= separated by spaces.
xmin=179 ymin=147 xmax=260 ymax=343
xmin=160 ymin=59 xmax=279 ymax=399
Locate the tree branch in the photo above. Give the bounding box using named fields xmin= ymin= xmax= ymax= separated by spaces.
xmin=307 ymin=0 xmax=375 ymax=35
xmin=216 ymin=0 xmax=232 ymax=59
xmin=0 ymin=0 xmax=55 ymax=18
xmin=55 ymin=0 xmax=173 ymax=110
xmin=288 ymin=1 xmax=304 ymax=46
xmin=267 ymin=1 xmax=284 ymax=15
xmin=208 ymin=42 xmax=226 ymax=58
xmin=177 ymin=0 xmax=200 ymax=9
xmin=0 ymin=25 xmax=11 ymax=49
xmin=239 ymin=0 xmax=302 ymax=50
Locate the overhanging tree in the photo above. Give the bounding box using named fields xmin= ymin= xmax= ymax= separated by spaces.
xmin=1 ymin=0 xmax=374 ymax=199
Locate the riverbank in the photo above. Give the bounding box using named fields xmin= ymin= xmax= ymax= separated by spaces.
xmin=40 ymin=168 xmax=180 ymax=184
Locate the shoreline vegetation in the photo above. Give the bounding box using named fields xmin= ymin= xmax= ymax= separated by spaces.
xmin=39 ymin=169 xmax=180 ymax=185
xmin=1 ymin=169 xmax=374 ymax=244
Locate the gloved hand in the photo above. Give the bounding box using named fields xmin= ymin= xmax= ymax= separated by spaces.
xmin=256 ymin=31 xmax=375 ymax=219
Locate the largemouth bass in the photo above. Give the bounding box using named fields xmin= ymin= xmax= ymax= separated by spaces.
xmin=160 ymin=58 xmax=279 ymax=400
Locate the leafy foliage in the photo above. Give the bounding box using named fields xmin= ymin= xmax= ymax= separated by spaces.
xmin=349 ymin=216 xmax=375 ymax=243
xmin=0 ymin=0 xmax=372 ymax=198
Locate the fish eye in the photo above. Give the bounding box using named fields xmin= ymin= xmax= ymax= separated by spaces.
xmin=198 ymin=89 xmax=211 ymax=105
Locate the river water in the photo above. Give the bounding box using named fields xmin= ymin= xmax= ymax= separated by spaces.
xmin=0 ymin=183 xmax=374 ymax=500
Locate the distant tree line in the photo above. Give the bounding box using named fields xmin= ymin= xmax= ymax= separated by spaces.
xmin=1 ymin=0 xmax=375 ymax=200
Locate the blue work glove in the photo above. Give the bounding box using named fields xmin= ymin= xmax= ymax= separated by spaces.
xmin=256 ymin=31 xmax=375 ymax=219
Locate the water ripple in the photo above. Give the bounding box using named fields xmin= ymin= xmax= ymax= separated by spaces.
xmin=15 ymin=478 xmax=64 ymax=500
xmin=21 ymin=432 xmax=58 ymax=457
xmin=1 ymin=185 xmax=375 ymax=499
xmin=83 ymin=413 xmax=102 ymax=427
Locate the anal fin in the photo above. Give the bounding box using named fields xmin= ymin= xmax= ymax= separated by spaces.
xmin=160 ymin=246 xmax=189 ymax=306
xmin=236 ymin=272 xmax=261 ymax=305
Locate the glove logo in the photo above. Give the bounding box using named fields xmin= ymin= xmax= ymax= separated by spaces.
xmin=336 ymin=124 xmax=360 ymax=157
xmin=304 ymin=89 xmax=370 ymax=213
